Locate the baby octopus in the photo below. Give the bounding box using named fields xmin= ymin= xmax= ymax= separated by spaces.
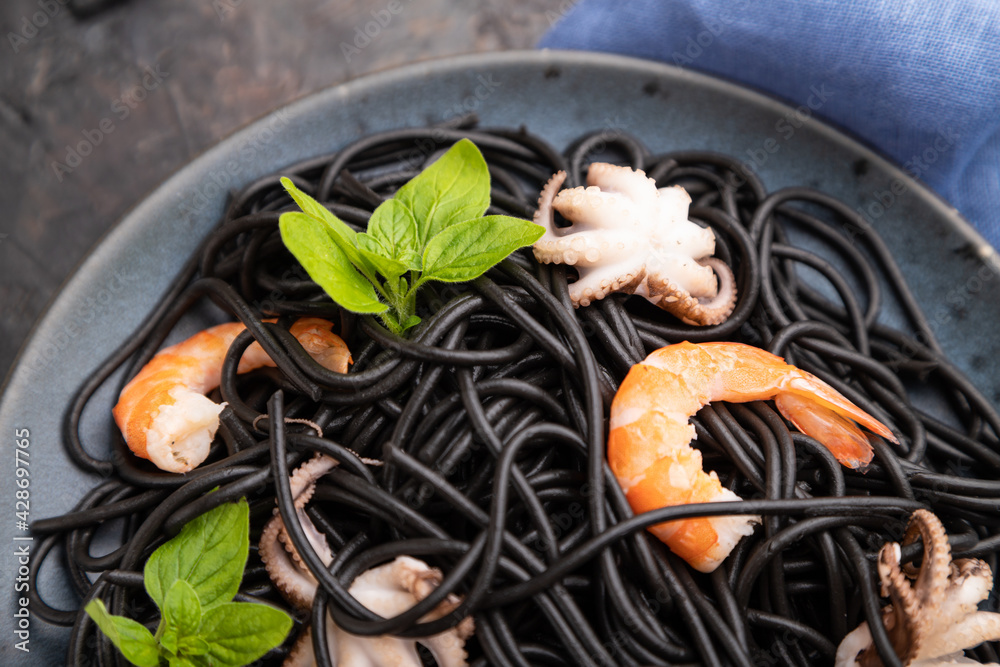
xmin=532 ymin=163 xmax=737 ymax=325
xmin=260 ymin=454 xmax=474 ymax=667
xmin=836 ymin=509 xmax=1000 ymax=666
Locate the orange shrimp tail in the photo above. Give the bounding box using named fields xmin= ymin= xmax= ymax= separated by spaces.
xmin=773 ymin=367 xmax=898 ymax=470
xmin=775 ymin=393 xmax=875 ymax=469
xmin=696 ymin=342 xmax=896 ymax=469
xmin=782 ymin=374 xmax=898 ymax=444
xmin=288 ymin=318 xmax=352 ymax=373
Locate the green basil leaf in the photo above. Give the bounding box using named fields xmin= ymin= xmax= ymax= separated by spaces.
xmin=84 ymin=600 xmax=160 ymax=667
xmin=280 ymin=177 xmax=358 ymax=245
xmin=145 ymin=500 xmax=249 ymax=612
xmin=422 ymin=215 xmax=544 ymax=283
xmin=279 ymin=212 xmax=387 ymax=314
xmin=394 ymin=139 xmax=490 ymax=245
xmin=367 ymin=198 xmax=420 ymax=261
xmin=400 ymin=249 xmax=422 ymax=271
xmin=169 ymin=656 xmax=197 ymax=667
xmin=163 ymin=580 xmax=202 ymax=638
xmin=356 ymin=231 xmax=387 ymax=255
xmin=401 ymin=315 xmax=422 ymax=332
xmin=178 ymin=636 xmax=210 ymax=657
xmin=357 ymin=249 xmax=409 ymax=281
xmin=356 ymin=233 xmax=409 ymax=281
xmin=199 ymin=602 xmax=293 ymax=667
xmin=281 ymin=178 xmax=381 ymax=278
xmin=160 ymin=627 xmax=179 ymax=655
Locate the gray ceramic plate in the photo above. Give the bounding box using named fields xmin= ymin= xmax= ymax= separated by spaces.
xmin=2 ymin=50 xmax=999 ymax=665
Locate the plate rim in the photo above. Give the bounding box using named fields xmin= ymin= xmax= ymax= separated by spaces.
xmin=3 ymin=49 xmax=998 ymax=394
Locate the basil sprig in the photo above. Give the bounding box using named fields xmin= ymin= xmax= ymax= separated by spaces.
xmin=85 ymin=500 xmax=292 ymax=667
xmin=279 ymin=138 xmax=545 ymax=334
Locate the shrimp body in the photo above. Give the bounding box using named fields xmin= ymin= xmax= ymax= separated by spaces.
xmin=112 ymin=317 xmax=350 ymax=473
xmin=608 ymin=341 xmax=897 ymax=572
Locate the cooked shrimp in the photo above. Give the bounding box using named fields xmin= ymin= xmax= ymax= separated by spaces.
xmin=112 ymin=317 xmax=350 ymax=474
xmin=608 ymin=341 xmax=897 ymax=572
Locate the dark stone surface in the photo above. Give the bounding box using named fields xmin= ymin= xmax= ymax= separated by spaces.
xmin=3 ymin=50 xmax=999 ymax=664
xmin=0 ymin=0 xmax=564 ymax=383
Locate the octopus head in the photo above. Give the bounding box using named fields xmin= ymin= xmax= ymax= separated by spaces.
xmin=531 ymin=163 xmax=737 ymax=326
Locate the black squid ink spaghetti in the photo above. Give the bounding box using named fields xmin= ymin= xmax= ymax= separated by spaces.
xmin=30 ymin=119 xmax=1000 ymax=667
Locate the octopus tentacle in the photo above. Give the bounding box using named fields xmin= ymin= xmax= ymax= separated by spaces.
xmin=691 ymin=258 xmax=738 ymax=324
xmin=904 ymin=509 xmax=953 ymax=609
xmin=839 ymin=509 xmax=1000 ymax=667
xmin=532 ymin=170 xmax=567 ymax=241
xmin=640 ymin=257 xmax=737 ymax=326
xmin=587 ymin=162 xmax=658 ymax=209
xmin=924 ymin=612 xmax=1000 ymax=661
xmin=864 ymin=543 xmax=922 ymax=666
xmin=567 ymin=258 xmax=647 ymax=308
xmin=259 ymin=454 xmax=339 ymax=611
xmin=552 ymin=186 xmax=643 ymax=231
xmin=261 ymin=456 xmax=473 ymax=667
xmin=260 ymin=511 xmax=321 ymax=611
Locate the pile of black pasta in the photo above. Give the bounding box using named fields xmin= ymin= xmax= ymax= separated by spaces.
xmin=33 ymin=119 xmax=1000 ymax=667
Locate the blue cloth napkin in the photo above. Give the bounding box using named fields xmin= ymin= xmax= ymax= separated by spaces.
xmin=539 ymin=0 xmax=1000 ymax=251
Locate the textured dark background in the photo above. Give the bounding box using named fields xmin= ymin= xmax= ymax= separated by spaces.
xmin=0 ymin=0 xmax=566 ymax=382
